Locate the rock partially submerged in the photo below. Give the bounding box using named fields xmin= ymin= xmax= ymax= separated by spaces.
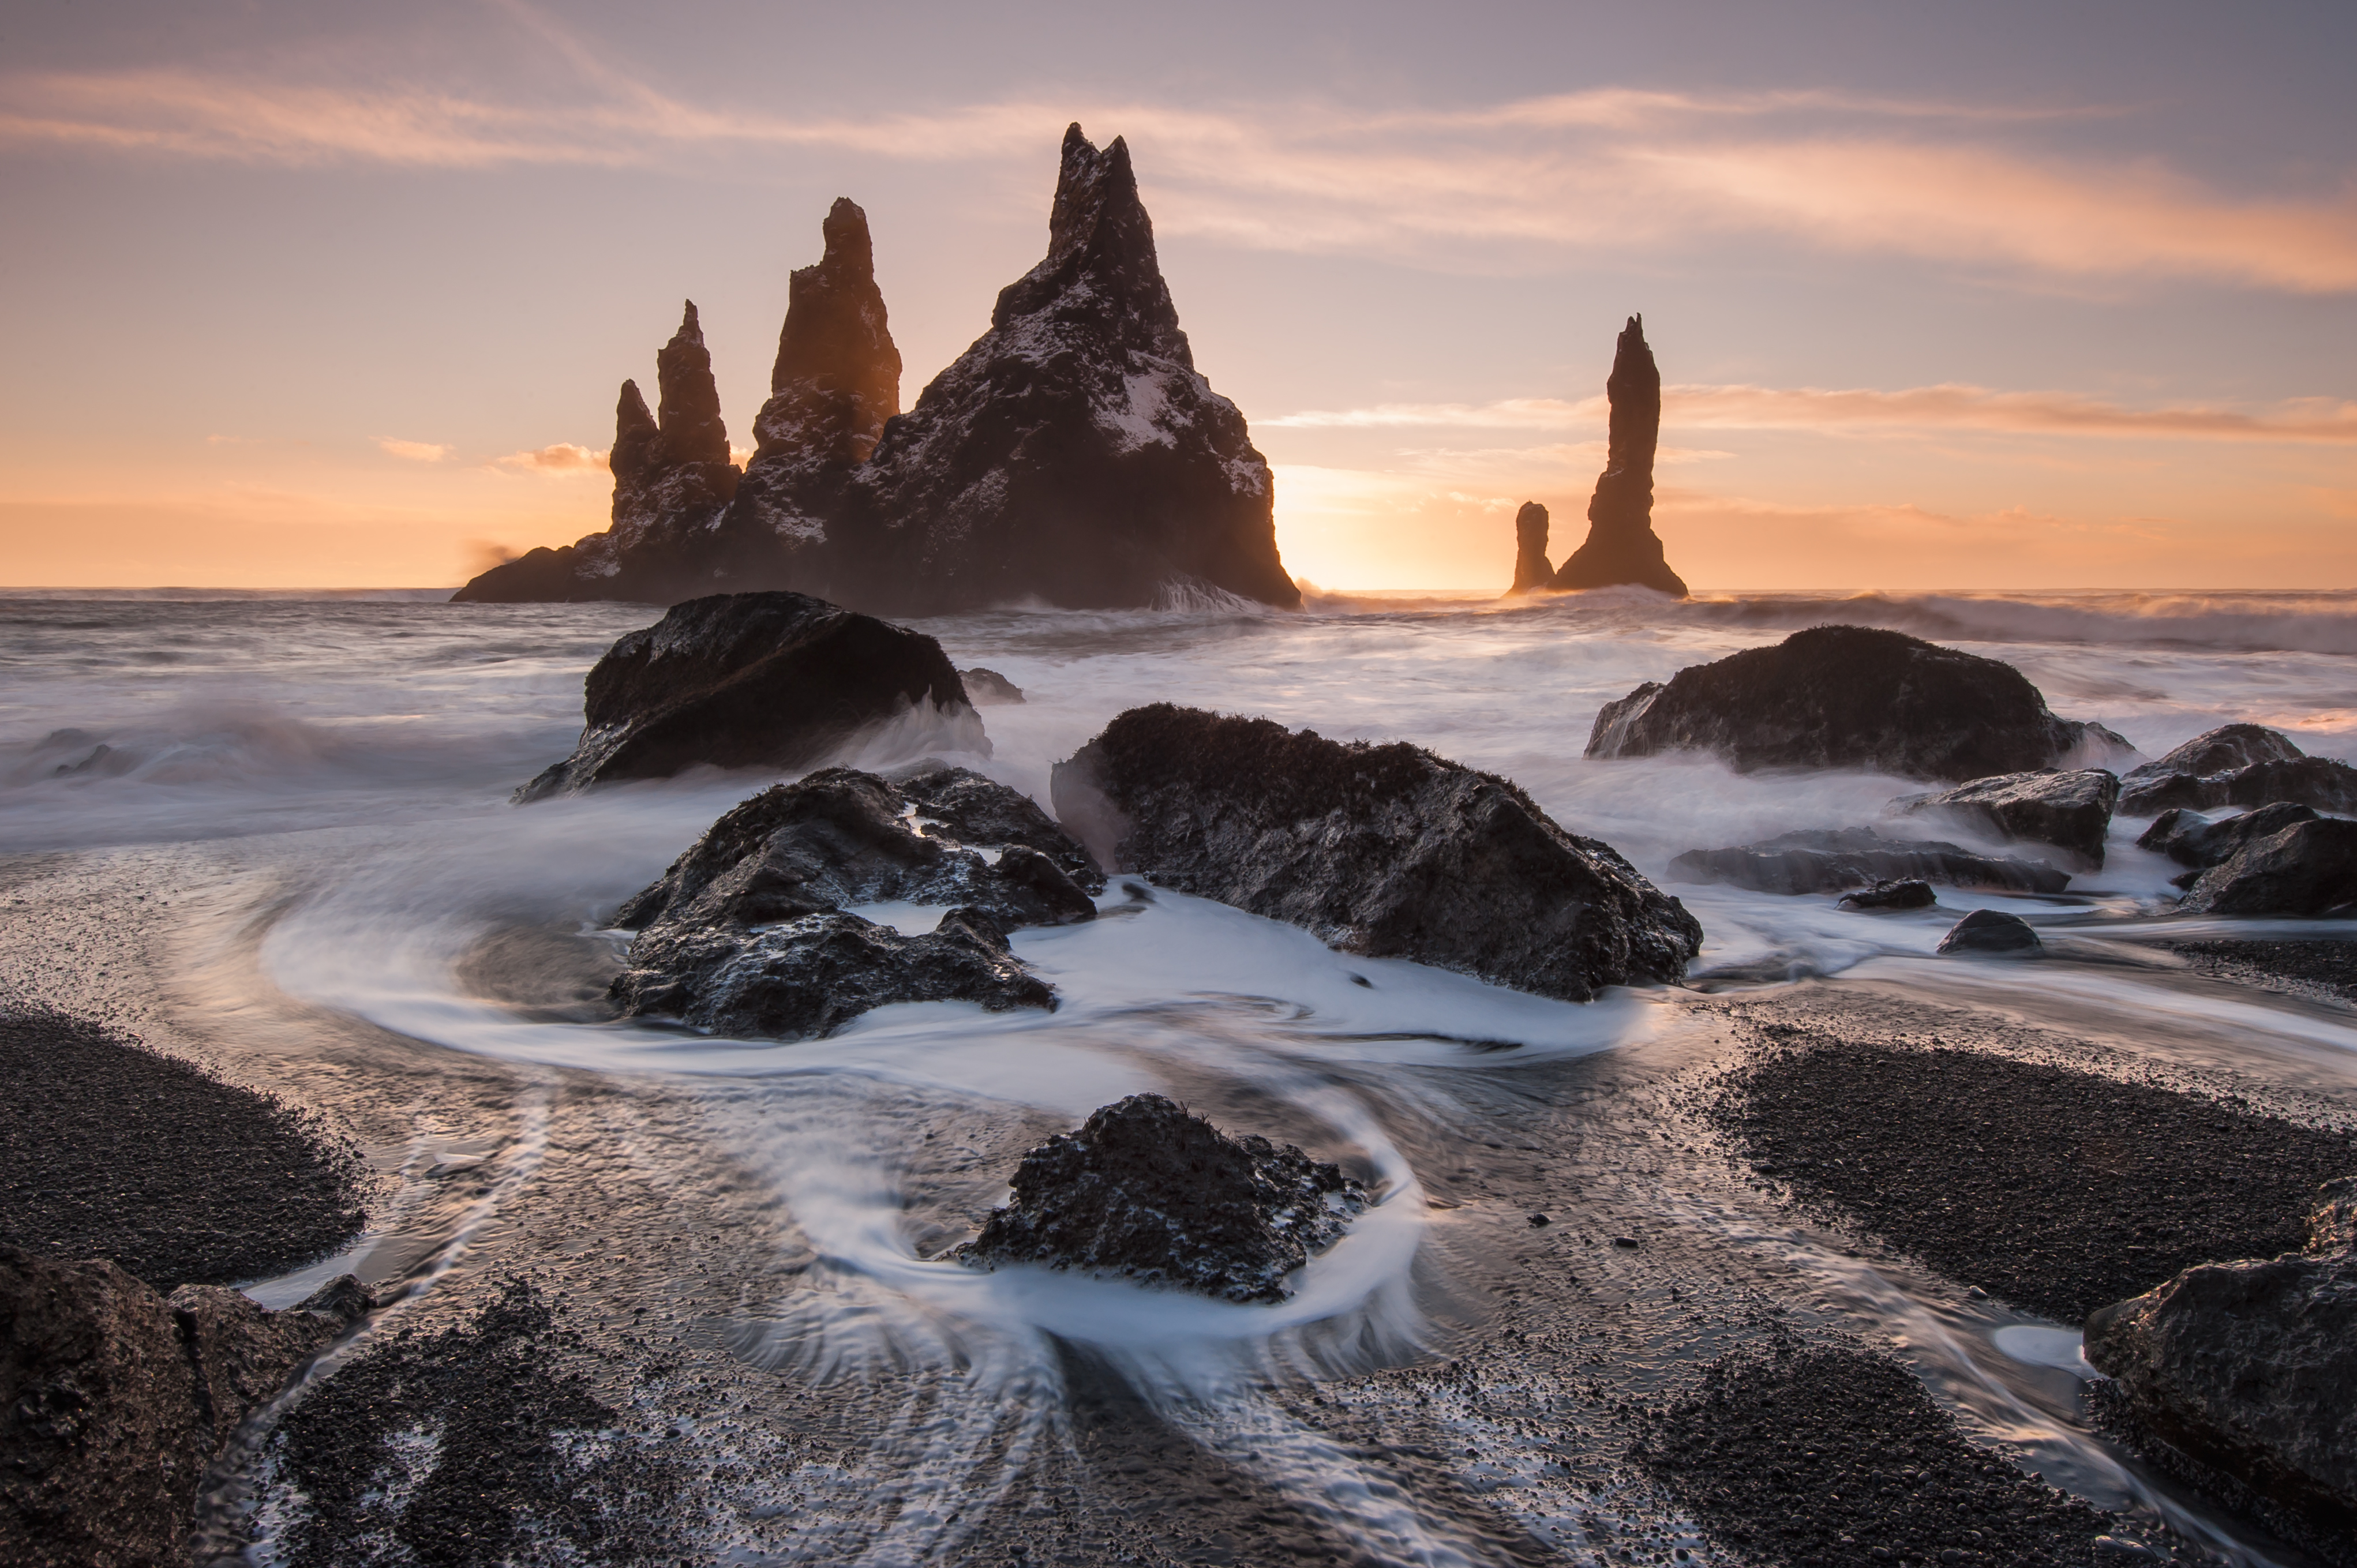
xmin=515 ymin=592 xmax=978 ymax=801
xmin=2177 ymin=816 xmax=2357 ymax=917
xmin=1050 ymin=704 xmax=1701 ymax=1001
xmin=607 ymin=767 xmax=1096 ymax=1038
xmin=958 ymin=667 xmax=1025 ymax=705
xmin=1669 ymin=828 xmax=2070 ymax=897
xmin=2121 ymin=724 xmax=2357 ymax=817
xmin=1552 ymin=316 xmax=1687 ymax=597
xmin=955 ymin=1094 xmax=1366 ymax=1303
xmin=1937 ymin=909 xmax=2043 ymax=956
xmin=1890 ymin=767 xmax=2121 ymax=868
xmin=0 ymin=1244 xmax=369 ymax=1568
xmin=1587 ymin=625 xmax=2127 ymax=782
xmin=1838 ymin=879 xmax=1937 ymax=911
xmin=2085 ymin=1178 xmax=2357 ymax=1562
xmin=2139 ymin=803 xmax=2321 ymax=869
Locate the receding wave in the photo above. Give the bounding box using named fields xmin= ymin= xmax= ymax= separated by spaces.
xmin=1674 ymin=590 xmax=2357 ymax=656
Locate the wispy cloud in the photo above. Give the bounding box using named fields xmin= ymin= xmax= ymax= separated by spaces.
xmin=1266 ymin=385 xmax=2357 ymax=443
xmin=376 ymin=437 xmax=450 ymax=462
xmin=493 ymin=441 xmax=606 ymax=474
xmin=3 ymin=17 xmax=2352 ymax=293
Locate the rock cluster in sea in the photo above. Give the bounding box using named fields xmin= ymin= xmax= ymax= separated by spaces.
xmin=1507 ymin=317 xmax=1687 ymax=598
xmin=2120 ymin=723 xmax=2357 ymax=816
xmin=954 ymin=1093 xmax=1366 ymax=1303
xmin=453 ymin=126 xmax=1296 ymax=616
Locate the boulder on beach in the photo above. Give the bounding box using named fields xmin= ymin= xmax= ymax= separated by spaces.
xmin=1838 ymin=879 xmax=1938 ymax=911
xmin=1936 ymin=909 xmax=2043 ymax=956
xmin=2120 ymin=724 xmax=2357 ymax=817
xmin=1586 ymin=625 xmax=2129 ymax=783
xmin=1890 ymin=768 xmax=2121 ymax=868
xmin=606 ymin=766 xmax=1095 ymax=1038
xmin=1669 ymin=828 xmax=2070 ymax=898
xmin=954 ymin=1094 xmax=1366 ymax=1303
xmin=0 ymin=1243 xmax=369 ymax=1568
xmin=1551 ymin=316 xmax=1687 ymax=597
xmin=2176 ymin=816 xmax=2357 ymax=917
xmin=1049 ymin=704 xmax=1702 ymax=1002
xmin=2085 ymin=1177 xmax=2357 ymax=1561
xmin=514 ymin=592 xmax=979 ymax=802
xmin=2138 ymin=803 xmax=2322 ymax=869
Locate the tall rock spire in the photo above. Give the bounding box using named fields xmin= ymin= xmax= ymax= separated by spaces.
xmin=1509 ymin=501 xmax=1553 ymax=593
xmin=751 ymin=199 xmax=903 ymax=468
xmin=1553 ymin=316 xmax=1687 ymax=598
xmin=650 ymin=301 xmax=731 ymax=470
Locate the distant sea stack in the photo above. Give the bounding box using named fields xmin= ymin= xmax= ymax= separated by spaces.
xmin=1509 ymin=502 xmax=1553 ymax=593
xmin=1530 ymin=314 xmax=1688 ymax=599
xmin=453 ymin=127 xmax=1298 ymax=614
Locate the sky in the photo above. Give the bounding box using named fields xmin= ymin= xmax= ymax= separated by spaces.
xmin=2 ymin=0 xmax=2354 ymax=591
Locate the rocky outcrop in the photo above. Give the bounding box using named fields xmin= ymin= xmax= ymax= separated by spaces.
xmin=2139 ymin=803 xmax=2321 ymax=869
xmin=1049 ymin=704 xmax=1701 ymax=1001
xmin=514 ymin=592 xmax=979 ymax=801
xmin=1551 ymin=316 xmax=1687 ymax=597
xmin=955 ymin=1094 xmax=1366 ymax=1303
xmin=606 ymin=767 xmax=1096 ymax=1038
xmin=2085 ymin=1178 xmax=2357 ymax=1562
xmin=2120 ymin=724 xmax=2357 ymax=817
xmin=1667 ymin=828 xmax=2071 ymax=897
xmin=1837 ymin=879 xmax=1936 ymax=911
xmin=2176 ymin=816 xmax=2357 ymax=917
xmin=958 ymin=668 xmax=1025 ymax=706
xmin=1937 ymin=909 xmax=2043 ymax=955
xmin=0 ymin=1244 xmax=368 ymax=1568
xmin=1586 ymin=625 xmax=2129 ymax=782
xmin=1508 ymin=501 xmax=1553 ymax=593
xmin=454 ymin=303 xmax=742 ymax=604
xmin=1890 ymin=768 xmax=2120 ymax=868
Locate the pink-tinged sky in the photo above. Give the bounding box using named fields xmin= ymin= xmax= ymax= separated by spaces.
xmin=2 ymin=0 xmax=2352 ymax=591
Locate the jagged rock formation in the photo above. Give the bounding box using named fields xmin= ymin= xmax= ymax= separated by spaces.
xmin=1049 ymin=704 xmax=1702 ymax=1001
xmin=1668 ymin=828 xmax=2071 ymax=897
xmin=2119 ymin=723 xmax=2357 ymax=817
xmin=1587 ymin=626 xmax=2130 ymax=783
xmin=2176 ymin=816 xmax=2357 ymax=917
xmin=455 ymin=303 xmax=741 ymax=604
xmin=455 ymin=128 xmax=1300 ymax=614
xmin=1553 ymin=316 xmax=1687 ymax=597
xmin=2139 ymin=803 xmax=2321 ymax=870
xmin=606 ymin=766 xmax=1097 ymax=1038
xmin=514 ymin=592 xmax=980 ymax=801
xmin=2086 ymin=1177 xmax=2357 ymax=1564
xmin=955 ymin=1094 xmax=1366 ymax=1303
xmin=0 ymin=1244 xmax=369 ymax=1568
xmin=1890 ymin=768 xmax=2121 ymax=869
xmin=1936 ymin=909 xmax=2043 ymax=956
xmin=1509 ymin=501 xmax=1553 ymax=593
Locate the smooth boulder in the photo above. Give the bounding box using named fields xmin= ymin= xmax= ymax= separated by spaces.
xmin=1669 ymin=828 xmax=2070 ymax=898
xmin=1586 ymin=625 xmax=2126 ymax=783
xmin=2085 ymin=1178 xmax=2357 ymax=1559
xmin=2120 ymin=724 xmax=2357 ymax=817
xmin=1049 ymin=704 xmax=1702 ymax=1002
xmin=955 ymin=1094 xmax=1366 ymax=1303
xmin=1890 ymin=767 xmax=2120 ymax=868
xmin=1936 ymin=909 xmax=2043 ymax=955
xmin=515 ymin=592 xmax=980 ymax=801
xmin=2177 ymin=817 xmax=2357 ymax=917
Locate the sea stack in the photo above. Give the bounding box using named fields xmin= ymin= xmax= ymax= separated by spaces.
xmin=1509 ymin=501 xmax=1553 ymax=593
xmin=1553 ymin=315 xmax=1687 ymax=598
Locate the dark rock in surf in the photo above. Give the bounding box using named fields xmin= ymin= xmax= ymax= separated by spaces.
xmin=454 ymin=303 xmax=742 ymax=604
xmin=0 ymin=1244 xmax=368 ymax=1568
xmin=2119 ymin=723 xmax=2357 ymax=817
xmin=2139 ymin=803 xmax=2322 ymax=869
xmin=1838 ymin=878 xmax=1937 ymax=911
xmin=1049 ymin=704 xmax=1700 ymax=1001
xmin=2084 ymin=1177 xmax=2357 ymax=1561
xmin=1586 ymin=625 xmax=2127 ymax=782
xmin=958 ymin=668 xmax=1025 ymax=706
xmin=1508 ymin=501 xmax=1553 ymax=593
xmin=1552 ymin=316 xmax=1686 ymax=597
xmin=954 ymin=1094 xmax=1366 ymax=1303
xmin=1889 ymin=768 xmax=2121 ymax=869
xmin=1669 ymin=828 xmax=2070 ymax=897
xmin=514 ymin=592 xmax=978 ymax=801
xmin=1936 ymin=909 xmax=2043 ymax=956
xmin=606 ymin=767 xmax=1093 ymax=1038
xmin=2132 ymin=723 xmax=2305 ymax=784
xmin=2176 ymin=817 xmax=2357 ymax=917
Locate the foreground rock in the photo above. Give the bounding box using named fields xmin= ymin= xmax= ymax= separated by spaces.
xmin=515 ymin=592 xmax=979 ymax=801
xmin=1550 ymin=316 xmax=1687 ymax=597
xmin=0 ymin=1244 xmax=368 ymax=1568
xmin=2085 ymin=1178 xmax=2357 ymax=1563
xmin=1587 ymin=625 xmax=2127 ymax=782
xmin=2176 ymin=815 xmax=2357 ymax=917
xmin=955 ymin=1094 xmax=1366 ymax=1303
xmin=1051 ymin=704 xmax=1701 ymax=1001
xmin=1938 ymin=909 xmax=2043 ymax=955
xmin=2121 ymin=723 xmax=2357 ymax=817
xmin=1891 ymin=767 xmax=2121 ymax=868
xmin=608 ymin=767 xmax=1096 ymax=1038
xmin=1669 ymin=828 xmax=2070 ymax=896
xmin=2138 ymin=802 xmax=2320 ymax=869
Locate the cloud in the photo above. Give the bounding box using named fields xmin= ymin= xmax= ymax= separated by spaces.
xmin=1266 ymin=385 xmax=2357 ymax=444
xmin=3 ymin=21 xmax=2352 ymax=292
xmin=493 ymin=441 xmax=607 ymax=474
xmin=375 ymin=437 xmax=450 ymax=462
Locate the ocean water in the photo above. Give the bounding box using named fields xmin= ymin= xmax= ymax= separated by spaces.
xmin=4 ymin=586 xmax=2354 ymax=1565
